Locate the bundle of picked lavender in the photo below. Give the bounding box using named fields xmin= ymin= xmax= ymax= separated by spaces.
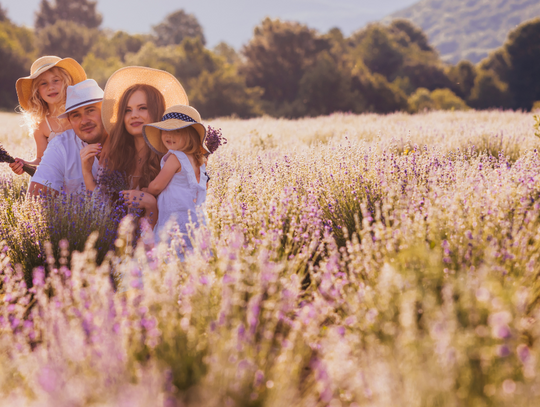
xmin=205 ymin=126 xmax=227 ymax=154
xmin=0 ymin=144 xmax=36 ymax=176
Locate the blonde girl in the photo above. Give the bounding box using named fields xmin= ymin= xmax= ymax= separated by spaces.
xmin=142 ymin=105 xmax=209 ymax=249
xmin=10 ymin=56 xmax=86 ymax=175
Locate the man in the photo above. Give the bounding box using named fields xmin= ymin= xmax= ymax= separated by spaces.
xmin=28 ymin=79 xmax=107 ymax=196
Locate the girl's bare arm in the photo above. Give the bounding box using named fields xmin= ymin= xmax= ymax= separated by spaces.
xmin=145 ymin=153 xmax=181 ymax=196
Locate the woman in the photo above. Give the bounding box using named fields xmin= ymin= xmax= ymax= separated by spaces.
xmin=81 ymin=67 xmax=188 ymax=227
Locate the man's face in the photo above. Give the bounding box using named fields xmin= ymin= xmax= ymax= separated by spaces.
xmin=68 ymin=102 xmax=105 ymax=144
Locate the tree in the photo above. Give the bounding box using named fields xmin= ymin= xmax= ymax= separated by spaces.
xmin=152 ymin=10 xmax=205 ymax=46
xmin=468 ymin=70 xmax=510 ymax=110
xmin=399 ymin=62 xmax=453 ymax=92
xmin=37 ymin=20 xmax=98 ymax=62
xmin=189 ymin=64 xmax=262 ymax=119
xmin=430 ymin=89 xmax=469 ymax=111
xmin=389 ymin=19 xmax=434 ymax=53
xmin=241 ymin=18 xmax=329 ymax=110
xmin=88 ymin=31 xmax=147 ymax=62
xmin=0 ymin=5 xmax=9 ymax=22
xmin=0 ymin=22 xmax=35 ymax=109
xmin=351 ymin=61 xmax=408 ymax=113
xmin=296 ymin=51 xmax=360 ymax=117
xmin=35 ymin=0 xmax=102 ymax=31
xmin=352 ymin=24 xmax=404 ymax=81
xmin=503 ymin=18 xmax=540 ymax=110
xmin=447 ymin=60 xmax=477 ymax=100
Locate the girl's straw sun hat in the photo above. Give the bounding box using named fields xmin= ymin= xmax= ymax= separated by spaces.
xmin=143 ymin=104 xmax=209 ymax=155
xmin=16 ymin=56 xmax=87 ymax=111
xmin=101 ymin=66 xmax=189 ymax=133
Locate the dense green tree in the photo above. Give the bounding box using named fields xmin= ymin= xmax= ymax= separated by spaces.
xmin=296 ymin=51 xmax=360 ymax=117
xmin=37 ymin=20 xmax=97 ymax=62
xmin=447 ymin=60 xmax=477 ymax=100
xmin=89 ymin=31 xmax=147 ymax=62
xmin=389 ymin=19 xmax=434 ymax=53
xmin=152 ymin=10 xmax=205 ymax=46
xmin=213 ymin=42 xmax=241 ymax=66
xmin=400 ymin=62 xmax=453 ymax=92
xmin=189 ymin=64 xmax=262 ymax=119
xmin=468 ymin=70 xmax=510 ymax=110
xmin=35 ymin=0 xmax=102 ymax=31
xmin=241 ymin=18 xmax=329 ymax=109
xmin=0 ymin=22 xmax=35 ymax=109
xmin=430 ymin=88 xmax=469 ymax=111
xmin=352 ymin=24 xmax=404 ymax=80
xmin=503 ymin=18 xmax=540 ymax=110
xmin=0 ymin=5 xmax=9 ymax=22
xmin=351 ymin=61 xmax=408 ymax=113
xmin=407 ymin=88 xmax=435 ymax=112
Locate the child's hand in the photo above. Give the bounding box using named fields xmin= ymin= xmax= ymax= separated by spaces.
xmin=141 ymin=187 xmax=149 ymax=193
xmin=9 ymin=158 xmax=25 ymax=175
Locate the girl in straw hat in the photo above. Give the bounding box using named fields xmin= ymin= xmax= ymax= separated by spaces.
xmin=81 ymin=67 xmax=188 ymax=227
xmin=10 ymin=56 xmax=87 ymax=175
xmin=142 ymin=104 xmax=209 ymax=251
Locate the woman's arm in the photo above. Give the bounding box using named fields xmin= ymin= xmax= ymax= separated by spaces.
xmin=121 ymin=190 xmax=159 ymax=228
xmin=146 ymin=153 xmax=181 ymax=196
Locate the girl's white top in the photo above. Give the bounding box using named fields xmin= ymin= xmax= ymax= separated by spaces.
xmin=155 ymin=150 xmax=208 ymax=248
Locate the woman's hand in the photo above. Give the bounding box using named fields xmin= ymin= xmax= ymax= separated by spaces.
xmin=120 ymin=189 xmax=158 ymax=227
xmin=9 ymin=158 xmax=25 ymax=175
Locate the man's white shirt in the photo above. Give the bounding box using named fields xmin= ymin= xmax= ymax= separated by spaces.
xmin=31 ymin=129 xmax=100 ymax=195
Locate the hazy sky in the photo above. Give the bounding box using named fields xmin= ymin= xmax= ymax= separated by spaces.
xmin=2 ymin=0 xmax=418 ymax=48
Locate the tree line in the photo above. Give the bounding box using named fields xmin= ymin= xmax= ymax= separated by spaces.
xmin=1 ymin=0 xmax=539 ymax=118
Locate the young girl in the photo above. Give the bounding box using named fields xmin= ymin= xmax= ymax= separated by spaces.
xmin=10 ymin=56 xmax=86 ymax=175
xmin=142 ymin=104 xmax=210 ymax=250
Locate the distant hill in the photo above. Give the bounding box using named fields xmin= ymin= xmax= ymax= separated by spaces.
xmin=385 ymin=0 xmax=540 ymax=64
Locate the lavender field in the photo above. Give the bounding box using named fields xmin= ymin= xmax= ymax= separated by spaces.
xmin=1 ymin=110 xmax=540 ymax=406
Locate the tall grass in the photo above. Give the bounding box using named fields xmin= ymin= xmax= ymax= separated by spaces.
xmin=1 ymin=110 xmax=540 ymax=406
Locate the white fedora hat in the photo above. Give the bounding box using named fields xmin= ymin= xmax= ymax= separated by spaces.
xmin=58 ymin=79 xmax=104 ymax=119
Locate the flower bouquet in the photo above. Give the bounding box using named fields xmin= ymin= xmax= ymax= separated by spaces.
xmin=0 ymin=144 xmax=36 ymax=176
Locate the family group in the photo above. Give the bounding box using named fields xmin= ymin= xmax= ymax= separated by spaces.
xmin=9 ymin=56 xmax=213 ymax=250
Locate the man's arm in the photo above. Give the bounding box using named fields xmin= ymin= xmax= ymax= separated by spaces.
xmin=28 ymin=138 xmax=66 ymax=197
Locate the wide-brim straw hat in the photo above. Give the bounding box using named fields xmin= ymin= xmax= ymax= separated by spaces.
xmin=16 ymin=56 xmax=87 ymax=111
xmin=102 ymin=66 xmax=189 ymax=133
xmin=143 ymin=104 xmax=209 ymax=155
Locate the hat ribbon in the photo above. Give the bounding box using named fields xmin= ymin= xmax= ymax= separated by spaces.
xmin=161 ymin=112 xmax=197 ymax=123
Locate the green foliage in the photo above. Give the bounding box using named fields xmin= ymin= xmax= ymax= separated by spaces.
xmin=152 ymin=9 xmax=205 ymax=46
xmin=447 ymin=60 xmax=477 ymax=100
xmin=353 ymin=24 xmax=404 ymax=81
xmin=0 ymin=22 xmax=35 ymax=109
xmin=0 ymin=5 xmax=8 ymax=22
xmin=189 ymin=64 xmax=263 ymax=119
xmin=241 ymin=18 xmax=329 ymax=108
xmin=296 ymin=51 xmax=360 ymax=117
xmin=82 ymin=53 xmax=124 ymax=89
xmin=389 ymin=19 xmax=434 ymax=53
xmin=352 ymin=62 xmax=408 ymax=113
xmin=408 ymin=88 xmax=469 ymax=113
xmin=468 ymin=70 xmax=510 ymax=110
xmin=37 ymin=20 xmax=99 ymax=62
xmin=503 ymin=18 xmax=540 ymax=110
xmin=534 ymin=115 xmax=540 ymax=139
xmin=35 ymin=0 xmax=102 ymax=31
xmin=88 ymin=31 xmax=147 ymax=62
xmin=212 ymin=42 xmax=241 ymax=66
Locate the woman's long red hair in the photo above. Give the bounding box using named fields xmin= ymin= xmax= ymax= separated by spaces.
xmin=104 ymin=84 xmax=165 ymax=188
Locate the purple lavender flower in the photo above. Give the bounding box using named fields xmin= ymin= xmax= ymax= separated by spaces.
xmin=0 ymin=144 xmax=36 ymax=176
xmin=205 ymin=126 xmax=227 ymax=154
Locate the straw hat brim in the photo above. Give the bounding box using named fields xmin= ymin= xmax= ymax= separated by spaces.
xmin=16 ymin=58 xmax=87 ymax=111
xmin=102 ymin=66 xmax=189 ymax=134
xmin=143 ymin=120 xmax=209 ymax=155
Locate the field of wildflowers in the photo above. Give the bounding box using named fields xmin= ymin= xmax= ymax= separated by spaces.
xmin=1 ymin=110 xmax=540 ymax=406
